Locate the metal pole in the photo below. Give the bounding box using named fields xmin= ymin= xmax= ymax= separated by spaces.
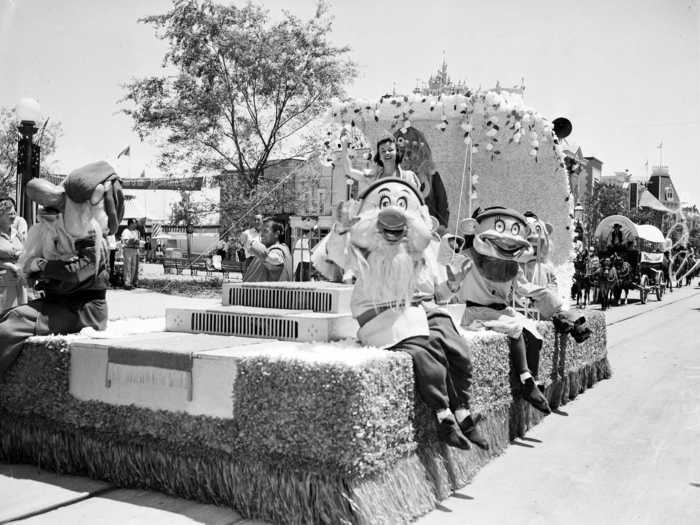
xmin=16 ymin=120 xmax=38 ymax=225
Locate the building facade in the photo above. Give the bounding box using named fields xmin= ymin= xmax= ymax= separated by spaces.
xmin=646 ymin=166 xmax=680 ymax=212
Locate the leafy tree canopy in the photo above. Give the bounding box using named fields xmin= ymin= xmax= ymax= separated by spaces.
xmin=0 ymin=107 xmax=62 ymax=196
xmin=122 ymin=0 xmax=356 ymax=192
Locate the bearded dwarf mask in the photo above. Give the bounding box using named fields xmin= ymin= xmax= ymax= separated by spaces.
xmin=341 ymin=179 xmax=435 ymax=306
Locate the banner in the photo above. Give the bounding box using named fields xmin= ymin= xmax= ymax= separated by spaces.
xmin=119 ymin=177 xmax=203 ymax=191
xmin=42 ymin=174 xmax=203 ymax=191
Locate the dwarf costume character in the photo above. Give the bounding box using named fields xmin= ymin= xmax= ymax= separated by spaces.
xmin=0 ymin=161 xmax=124 ymax=376
xmin=519 ymin=212 xmax=557 ymax=291
xmin=311 ymin=179 xmax=488 ymax=450
xmin=446 ymin=207 xmax=589 ymax=414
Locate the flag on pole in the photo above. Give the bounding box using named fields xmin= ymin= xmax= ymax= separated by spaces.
xmin=117 ymin=145 xmax=131 ymax=159
xmin=140 ymin=168 xmax=146 ymax=178
xmin=151 ymin=223 xmax=162 ymax=239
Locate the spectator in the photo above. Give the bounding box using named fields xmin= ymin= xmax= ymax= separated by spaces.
xmin=243 ymin=218 xmax=292 ymax=282
xmin=107 ymin=233 xmax=118 ymax=286
xmin=121 ymin=219 xmax=140 ymax=289
xmin=685 ymin=250 xmax=696 ymax=287
xmin=155 ymin=243 xmax=165 ymax=260
xmin=215 ymin=238 xmax=227 ymax=258
xmin=12 ymin=214 xmax=27 ymax=244
xmin=0 ymin=198 xmax=27 ymax=310
xmin=293 ymin=231 xmax=311 ymax=281
xmin=662 ymin=251 xmax=673 ymax=293
xmin=240 ymin=214 xmax=263 ymax=266
xmin=144 ymin=235 xmax=152 ymax=262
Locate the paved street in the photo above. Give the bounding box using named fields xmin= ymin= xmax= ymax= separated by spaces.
xmin=417 ymin=284 xmax=700 ymax=525
xmin=2 ymin=285 xmax=699 ymax=524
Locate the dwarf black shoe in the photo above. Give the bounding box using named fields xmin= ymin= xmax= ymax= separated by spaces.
xmin=571 ymin=324 xmax=591 ymax=343
xmin=459 ymin=415 xmax=490 ymax=450
xmin=437 ymin=416 xmax=471 ymax=450
xmin=522 ymin=378 xmax=551 ymax=414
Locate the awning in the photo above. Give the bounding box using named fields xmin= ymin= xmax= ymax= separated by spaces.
xmin=638 ymin=189 xmax=674 ymax=213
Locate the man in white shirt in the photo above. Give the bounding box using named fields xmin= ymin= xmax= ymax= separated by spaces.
xmin=120 ymin=219 xmax=140 ymax=289
xmin=243 ymin=218 xmax=292 ymax=282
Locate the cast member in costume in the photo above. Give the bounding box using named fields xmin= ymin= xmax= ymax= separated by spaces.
xmin=338 ymin=132 xmax=421 ymax=193
xmin=519 ymin=211 xmax=557 ymax=291
xmin=312 ymin=179 xmax=487 ymax=450
xmin=0 ymin=161 xmax=124 ymax=376
xmin=394 ymin=127 xmax=450 ymax=234
xmin=445 ymin=207 xmax=589 ymax=414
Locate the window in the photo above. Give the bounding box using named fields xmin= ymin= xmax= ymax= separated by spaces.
xmin=664 ymin=186 xmax=674 ymax=201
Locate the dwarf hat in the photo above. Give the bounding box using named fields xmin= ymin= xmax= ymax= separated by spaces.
xmin=64 ymin=161 xmax=117 ymax=203
xmin=358 ymin=177 xmax=425 ymax=206
xmin=472 ymin=206 xmax=527 ymax=226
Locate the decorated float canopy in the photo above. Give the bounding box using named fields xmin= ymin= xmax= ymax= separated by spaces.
xmin=593 ymin=214 xmax=666 ymax=252
xmin=327 ymin=90 xmax=574 ymax=267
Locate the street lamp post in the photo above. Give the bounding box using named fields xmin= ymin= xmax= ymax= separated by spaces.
xmin=15 ymin=98 xmax=42 ymax=225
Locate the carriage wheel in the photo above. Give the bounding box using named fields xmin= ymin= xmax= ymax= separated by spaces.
xmin=639 ymin=274 xmax=648 ymax=304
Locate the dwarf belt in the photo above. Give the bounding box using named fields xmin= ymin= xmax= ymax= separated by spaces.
xmin=357 ymin=300 xmax=423 ymax=327
xmin=44 ymin=289 xmax=107 ymax=302
xmin=466 ymin=301 xmax=507 ymax=311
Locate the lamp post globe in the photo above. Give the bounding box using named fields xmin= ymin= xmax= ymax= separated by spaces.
xmin=16 ymin=98 xmax=42 ymax=124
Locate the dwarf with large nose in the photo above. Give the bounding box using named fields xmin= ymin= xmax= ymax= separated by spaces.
xmin=311 ymin=179 xmax=491 ymax=450
xmin=348 ymin=181 xmax=433 ymax=307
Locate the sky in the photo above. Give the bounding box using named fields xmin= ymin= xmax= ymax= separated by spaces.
xmin=1 ymin=0 xmax=699 ymax=203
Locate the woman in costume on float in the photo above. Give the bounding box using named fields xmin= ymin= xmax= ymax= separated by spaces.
xmin=0 ymin=197 xmax=27 ymax=310
xmin=337 ymin=131 xmax=421 ymax=193
xmin=393 ymin=127 xmax=450 ymax=235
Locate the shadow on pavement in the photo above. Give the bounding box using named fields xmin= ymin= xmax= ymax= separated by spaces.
xmin=510 ymin=440 xmax=535 ymax=448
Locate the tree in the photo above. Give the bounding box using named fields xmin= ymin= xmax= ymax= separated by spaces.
xmin=0 ymin=107 xmax=62 ymax=196
xmin=624 ymin=207 xmax=662 ymax=229
xmin=584 ymin=183 xmax=628 ymax=239
xmin=169 ymin=190 xmax=216 ymax=226
xmin=122 ymin=0 xmax=356 ymax=195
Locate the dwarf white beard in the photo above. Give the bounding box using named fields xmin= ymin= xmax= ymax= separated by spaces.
xmin=355 ymin=240 xmax=419 ymax=308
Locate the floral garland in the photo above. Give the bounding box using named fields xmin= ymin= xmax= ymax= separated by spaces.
xmin=320 ymin=88 xmax=578 ymax=296
xmin=325 ymin=91 xmax=568 ymax=167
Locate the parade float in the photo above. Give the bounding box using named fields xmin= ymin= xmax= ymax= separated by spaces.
xmin=0 ymin=86 xmax=610 ymax=525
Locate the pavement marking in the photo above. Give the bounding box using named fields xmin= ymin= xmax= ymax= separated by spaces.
xmin=0 ymin=487 xmax=118 ymax=524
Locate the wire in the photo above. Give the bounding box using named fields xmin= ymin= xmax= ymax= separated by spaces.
xmin=152 ymin=164 xmax=305 ymax=294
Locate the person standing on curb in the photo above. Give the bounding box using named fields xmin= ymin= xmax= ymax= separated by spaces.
xmin=121 ymin=219 xmax=140 ymax=289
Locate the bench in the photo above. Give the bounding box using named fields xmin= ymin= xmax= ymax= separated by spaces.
xmin=220 ymin=261 xmax=248 ymax=279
